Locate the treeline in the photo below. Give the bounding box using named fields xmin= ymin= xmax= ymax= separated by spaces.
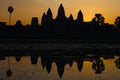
xmin=0 ymin=4 xmax=120 ymax=39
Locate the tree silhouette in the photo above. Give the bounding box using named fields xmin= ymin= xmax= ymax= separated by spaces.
xmin=92 ymin=13 xmax=105 ymax=26
xmin=6 ymin=57 xmax=12 ymax=77
xmin=115 ymin=57 xmax=120 ymax=69
xmin=8 ymin=6 xmax=14 ymax=14
xmin=8 ymin=6 xmax=14 ymax=26
xmin=115 ymin=16 xmax=120 ymax=28
xmin=92 ymin=60 xmax=105 ymax=74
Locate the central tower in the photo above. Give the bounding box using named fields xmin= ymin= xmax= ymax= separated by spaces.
xmin=56 ymin=4 xmax=66 ymax=21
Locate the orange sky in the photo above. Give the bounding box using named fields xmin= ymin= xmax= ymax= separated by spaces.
xmin=0 ymin=0 xmax=120 ymax=25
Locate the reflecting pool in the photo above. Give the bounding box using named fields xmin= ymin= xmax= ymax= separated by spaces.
xmin=0 ymin=50 xmax=120 ymax=80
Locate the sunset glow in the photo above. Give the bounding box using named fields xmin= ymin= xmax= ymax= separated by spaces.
xmin=0 ymin=0 xmax=120 ymax=25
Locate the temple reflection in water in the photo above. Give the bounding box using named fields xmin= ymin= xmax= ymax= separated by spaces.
xmin=30 ymin=53 xmax=119 ymax=78
xmin=0 ymin=49 xmax=120 ymax=79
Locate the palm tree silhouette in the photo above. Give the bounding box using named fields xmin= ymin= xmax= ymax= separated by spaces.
xmin=115 ymin=57 xmax=120 ymax=69
xmin=6 ymin=6 xmax=14 ymax=77
xmin=92 ymin=60 xmax=105 ymax=74
xmin=115 ymin=16 xmax=120 ymax=27
xmin=8 ymin=6 xmax=14 ymax=26
xmin=92 ymin=13 xmax=104 ymax=26
xmin=6 ymin=57 xmax=12 ymax=77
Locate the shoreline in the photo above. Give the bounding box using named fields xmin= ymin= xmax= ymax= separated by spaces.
xmin=0 ymin=39 xmax=120 ymax=43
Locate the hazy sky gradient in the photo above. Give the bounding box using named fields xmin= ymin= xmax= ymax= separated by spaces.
xmin=0 ymin=0 xmax=120 ymax=25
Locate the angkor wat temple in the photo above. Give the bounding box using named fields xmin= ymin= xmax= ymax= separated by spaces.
xmin=0 ymin=4 xmax=120 ymax=40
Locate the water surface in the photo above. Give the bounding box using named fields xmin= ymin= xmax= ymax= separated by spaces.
xmin=0 ymin=52 xmax=120 ymax=80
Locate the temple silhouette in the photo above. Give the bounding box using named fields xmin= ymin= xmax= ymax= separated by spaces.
xmin=1 ymin=4 xmax=120 ymax=40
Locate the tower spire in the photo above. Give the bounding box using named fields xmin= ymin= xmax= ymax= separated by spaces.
xmin=56 ymin=3 xmax=66 ymax=20
xmin=77 ymin=10 xmax=83 ymax=23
